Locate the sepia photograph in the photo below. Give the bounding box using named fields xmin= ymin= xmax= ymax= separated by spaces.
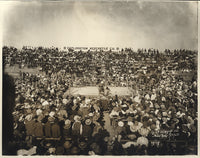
xmin=1 ymin=0 xmax=198 ymax=156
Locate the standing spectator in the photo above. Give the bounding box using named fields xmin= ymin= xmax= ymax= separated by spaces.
xmin=72 ymin=115 xmax=82 ymax=137
xmin=63 ymin=119 xmax=71 ymax=139
xmin=51 ymin=120 xmax=60 ymax=138
xmin=44 ymin=120 xmax=51 ymax=137
xmin=82 ymin=119 xmax=92 ymax=139
xmin=34 ymin=120 xmax=43 ymax=137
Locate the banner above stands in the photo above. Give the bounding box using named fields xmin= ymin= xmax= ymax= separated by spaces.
xmin=65 ymin=47 xmax=119 ymax=51
xmin=64 ymin=47 xmax=133 ymax=52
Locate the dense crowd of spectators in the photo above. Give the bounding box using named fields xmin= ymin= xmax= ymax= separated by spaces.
xmin=3 ymin=46 xmax=197 ymax=155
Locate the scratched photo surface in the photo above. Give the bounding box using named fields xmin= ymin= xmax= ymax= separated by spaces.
xmin=2 ymin=1 xmax=198 ymax=155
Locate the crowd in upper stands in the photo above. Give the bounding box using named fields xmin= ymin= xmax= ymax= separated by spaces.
xmin=3 ymin=46 xmax=197 ymax=155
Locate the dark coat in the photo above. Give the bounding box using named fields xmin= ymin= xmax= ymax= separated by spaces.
xmin=25 ymin=120 xmax=35 ymax=136
xmin=112 ymin=140 xmax=125 ymax=155
xmin=44 ymin=122 xmax=51 ymax=137
xmin=51 ymin=123 xmax=60 ymax=138
xmin=34 ymin=122 xmax=44 ymax=137
xmin=82 ymin=125 xmax=92 ymax=138
xmin=72 ymin=122 xmax=81 ymax=136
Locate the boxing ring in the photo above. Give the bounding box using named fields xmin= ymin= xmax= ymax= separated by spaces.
xmin=67 ymin=86 xmax=132 ymax=97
